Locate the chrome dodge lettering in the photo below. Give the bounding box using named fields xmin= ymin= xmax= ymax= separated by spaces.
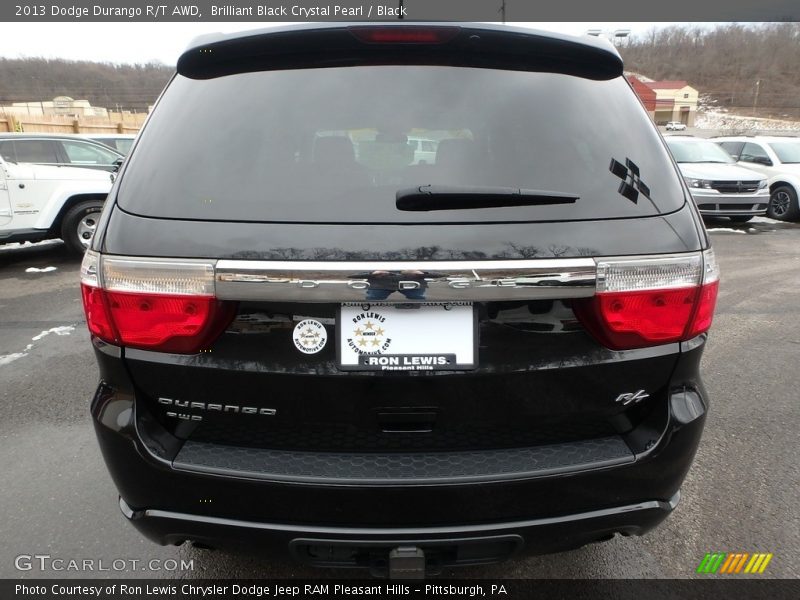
xmin=448 ymin=278 xmax=472 ymax=289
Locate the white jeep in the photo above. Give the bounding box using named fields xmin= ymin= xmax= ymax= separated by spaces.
xmin=0 ymin=156 xmax=112 ymax=254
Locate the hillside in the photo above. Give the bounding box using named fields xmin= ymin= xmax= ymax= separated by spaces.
xmin=0 ymin=58 xmax=173 ymax=113
xmin=2 ymin=25 xmax=800 ymax=121
xmin=620 ymin=23 xmax=800 ymax=120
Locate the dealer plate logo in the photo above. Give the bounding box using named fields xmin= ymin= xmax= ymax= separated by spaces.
xmin=293 ymin=319 xmax=328 ymax=354
xmin=347 ymin=308 xmax=392 ymax=354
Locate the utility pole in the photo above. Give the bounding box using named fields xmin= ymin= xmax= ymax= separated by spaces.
xmin=398 ymin=0 xmax=403 ymax=20
xmin=499 ymin=0 xmax=506 ymax=24
xmin=752 ymin=79 xmax=761 ymax=118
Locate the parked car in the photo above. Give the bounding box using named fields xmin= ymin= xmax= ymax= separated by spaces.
xmin=664 ymin=136 xmax=768 ymax=222
xmin=407 ymin=136 xmax=438 ymax=165
xmin=665 ymin=121 xmax=687 ymax=131
xmin=0 ymin=133 xmax=124 ymax=172
xmin=83 ymin=23 xmax=718 ymax=577
xmin=81 ymin=133 xmax=137 ymax=156
xmin=0 ymin=155 xmax=112 ymax=254
xmin=713 ymin=135 xmax=800 ymax=221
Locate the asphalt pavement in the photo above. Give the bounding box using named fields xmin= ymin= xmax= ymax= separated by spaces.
xmin=0 ymin=217 xmax=798 ymax=579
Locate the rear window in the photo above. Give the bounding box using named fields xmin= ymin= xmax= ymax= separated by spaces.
xmin=118 ymin=66 xmax=685 ymax=223
xmin=666 ymin=140 xmax=735 ymax=164
xmin=10 ymin=139 xmax=60 ymax=164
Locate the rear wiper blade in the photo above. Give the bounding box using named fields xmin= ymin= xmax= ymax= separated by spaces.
xmin=396 ymin=185 xmax=579 ymax=211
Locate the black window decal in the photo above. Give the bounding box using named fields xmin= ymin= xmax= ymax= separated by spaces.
xmin=609 ymin=158 xmax=651 ymax=205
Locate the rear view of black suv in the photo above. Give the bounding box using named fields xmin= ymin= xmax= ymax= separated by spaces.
xmin=82 ymin=24 xmax=718 ymax=576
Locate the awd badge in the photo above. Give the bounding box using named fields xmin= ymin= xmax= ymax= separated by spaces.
xmin=293 ymin=319 xmax=328 ymax=354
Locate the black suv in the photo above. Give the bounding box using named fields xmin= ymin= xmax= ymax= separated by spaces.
xmin=82 ymin=24 xmax=719 ymax=576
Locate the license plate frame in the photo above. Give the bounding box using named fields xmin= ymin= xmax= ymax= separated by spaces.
xmin=337 ymin=302 xmax=477 ymax=371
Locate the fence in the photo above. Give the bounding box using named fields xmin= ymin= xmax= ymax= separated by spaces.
xmin=0 ymin=112 xmax=146 ymax=134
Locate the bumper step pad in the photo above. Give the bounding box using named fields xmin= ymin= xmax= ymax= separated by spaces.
xmin=173 ymin=436 xmax=633 ymax=485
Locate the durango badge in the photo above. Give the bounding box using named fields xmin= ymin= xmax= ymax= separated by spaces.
xmin=293 ymin=319 xmax=328 ymax=354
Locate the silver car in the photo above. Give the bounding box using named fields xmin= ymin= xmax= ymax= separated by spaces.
xmin=665 ymin=136 xmax=768 ymax=222
xmin=714 ymin=135 xmax=800 ymax=221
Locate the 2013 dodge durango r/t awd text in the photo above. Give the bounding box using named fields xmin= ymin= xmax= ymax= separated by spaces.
xmin=82 ymin=24 xmax=719 ymax=577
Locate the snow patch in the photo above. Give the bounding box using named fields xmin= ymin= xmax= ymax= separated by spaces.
xmin=707 ymin=228 xmax=747 ymax=234
xmin=1 ymin=326 xmax=77 ymax=368
xmin=695 ymin=110 xmax=800 ymax=132
xmin=31 ymin=326 xmax=75 ymax=341
xmin=751 ymin=216 xmax=784 ymax=225
xmin=25 ymin=266 xmax=58 ymax=273
xmin=0 ymin=344 xmax=33 ymax=366
xmin=0 ymin=240 xmax=61 ymax=252
xmin=0 ymin=352 xmax=28 ymax=366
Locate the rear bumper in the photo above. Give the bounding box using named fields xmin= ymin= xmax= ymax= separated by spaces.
xmin=119 ymin=493 xmax=679 ymax=568
xmin=171 ymin=436 xmax=635 ymax=485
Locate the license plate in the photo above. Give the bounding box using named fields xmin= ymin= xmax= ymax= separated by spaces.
xmin=337 ymin=302 xmax=476 ymax=371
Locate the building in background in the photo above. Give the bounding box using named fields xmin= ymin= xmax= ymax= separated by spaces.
xmin=628 ymin=77 xmax=699 ymax=126
xmin=627 ymin=75 xmax=657 ymax=120
xmin=1 ymin=96 xmax=108 ymax=118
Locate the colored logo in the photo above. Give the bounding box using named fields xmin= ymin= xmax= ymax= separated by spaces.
xmin=696 ymin=552 xmax=773 ymax=574
xmin=346 ymin=309 xmax=392 ymax=355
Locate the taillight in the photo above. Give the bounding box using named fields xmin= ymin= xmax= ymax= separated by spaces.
xmin=348 ymin=26 xmax=460 ymax=44
xmin=80 ymin=251 xmax=235 ymax=354
xmin=574 ymin=250 xmax=719 ymax=350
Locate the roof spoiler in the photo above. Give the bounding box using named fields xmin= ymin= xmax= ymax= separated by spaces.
xmin=177 ymin=23 xmax=623 ymax=82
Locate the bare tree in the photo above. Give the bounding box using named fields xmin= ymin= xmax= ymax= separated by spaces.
xmin=621 ymin=23 xmax=800 ymax=119
xmin=0 ymin=57 xmax=172 ymax=112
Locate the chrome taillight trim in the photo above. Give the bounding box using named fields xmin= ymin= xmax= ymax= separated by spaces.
xmin=595 ymin=253 xmax=704 ymax=293
xmin=80 ymin=250 xmax=101 ymax=288
xmin=85 ymin=254 xmax=218 ymax=296
xmin=701 ymin=248 xmax=720 ymax=285
xmin=102 ymin=257 xmax=216 ymax=296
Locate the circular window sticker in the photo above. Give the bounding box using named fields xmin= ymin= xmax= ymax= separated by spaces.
xmin=293 ymin=319 xmax=328 ymax=354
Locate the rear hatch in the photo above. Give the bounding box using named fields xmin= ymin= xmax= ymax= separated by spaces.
xmin=93 ymin=25 xmax=708 ymax=458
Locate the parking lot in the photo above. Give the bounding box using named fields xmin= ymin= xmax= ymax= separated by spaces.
xmin=0 ymin=217 xmax=798 ymax=579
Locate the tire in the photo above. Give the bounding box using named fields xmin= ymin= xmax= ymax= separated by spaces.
xmin=767 ymin=185 xmax=800 ymax=221
xmin=61 ymin=200 xmax=104 ymax=255
xmin=729 ymin=216 xmax=753 ymax=223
